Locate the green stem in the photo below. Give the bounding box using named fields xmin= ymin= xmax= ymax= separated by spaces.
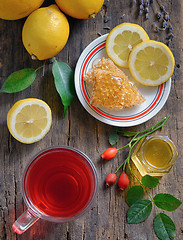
xmin=115 ymin=161 xmax=126 ymax=174
xmin=118 ymin=116 xmax=169 ymax=152
xmin=115 ymin=116 xmax=169 ymax=173
xmin=89 ymin=13 xmax=96 ymax=18
xmin=52 ymin=57 xmax=57 ymax=62
xmin=127 ymin=162 xmax=160 ymax=214
xmin=122 ymin=157 xmax=129 ymax=172
xmin=134 ymin=116 xmax=169 ymax=142
xmin=115 ymin=137 xmax=143 ymax=173
xmin=133 ymin=116 xmax=169 ymax=136
xmin=118 ymin=116 xmax=169 ymax=136
xmin=118 ymin=132 xmax=139 ymax=151
xmin=128 ymin=162 xmax=153 ymax=201
xmin=118 ymin=143 xmax=130 ymax=150
xmin=35 ymin=65 xmax=44 ymax=72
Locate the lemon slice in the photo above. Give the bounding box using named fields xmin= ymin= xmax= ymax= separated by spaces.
xmin=106 ymin=23 xmax=149 ymax=68
xmin=7 ymin=98 xmax=52 ymax=144
xmin=129 ymin=40 xmax=175 ymax=86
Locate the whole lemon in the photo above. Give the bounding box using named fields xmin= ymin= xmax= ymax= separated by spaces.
xmin=22 ymin=4 xmax=69 ymax=60
xmin=55 ymin=0 xmax=104 ymax=19
xmin=0 ymin=0 xmax=44 ymax=20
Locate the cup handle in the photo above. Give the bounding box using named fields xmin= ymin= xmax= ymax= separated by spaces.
xmin=12 ymin=209 xmax=39 ymax=234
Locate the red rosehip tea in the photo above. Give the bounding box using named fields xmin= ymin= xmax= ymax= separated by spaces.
xmin=24 ymin=147 xmax=97 ymax=219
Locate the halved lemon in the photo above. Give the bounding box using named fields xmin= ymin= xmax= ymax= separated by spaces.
xmin=129 ymin=40 xmax=175 ymax=86
xmin=106 ymin=23 xmax=149 ymax=68
xmin=7 ymin=98 xmax=52 ymax=144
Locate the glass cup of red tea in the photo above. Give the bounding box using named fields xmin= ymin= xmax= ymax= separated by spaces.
xmin=12 ymin=146 xmax=98 ymax=234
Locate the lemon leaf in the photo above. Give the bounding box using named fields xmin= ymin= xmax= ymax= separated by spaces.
xmin=52 ymin=61 xmax=75 ymax=117
xmin=0 ymin=68 xmax=36 ymax=93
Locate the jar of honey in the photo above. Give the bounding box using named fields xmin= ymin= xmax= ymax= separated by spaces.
xmin=131 ymin=135 xmax=178 ymax=176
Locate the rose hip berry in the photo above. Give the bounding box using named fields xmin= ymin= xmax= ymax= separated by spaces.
xmin=101 ymin=148 xmax=118 ymax=160
xmin=118 ymin=172 xmax=129 ymax=190
xmin=105 ymin=173 xmax=117 ymax=186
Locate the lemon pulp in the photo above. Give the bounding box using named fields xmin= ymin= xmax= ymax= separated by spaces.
xmin=7 ymin=98 xmax=52 ymax=144
xmin=15 ymin=104 xmax=48 ymax=138
xmin=129 ymin=40 xmax=175 ymax=86
xmin=106 ymin=23 xmax=149 ymax=67
xmin=113 ymin=31 xmax=144 ymax=62
xmin=134 ymin=46 xmax=169 ymax=81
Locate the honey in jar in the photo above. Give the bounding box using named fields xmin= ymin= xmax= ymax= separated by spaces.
xmin=131 ymin=135 xmax=178 ymax=176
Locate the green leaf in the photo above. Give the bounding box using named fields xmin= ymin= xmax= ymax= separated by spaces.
xmin=52 ymin=61 xmax=75 ymax=117
xmin=0 ymin=69 xmax=36 ymax=93
xmin=126 ymin=186 xmax=144 ymax=206
xmin=109 ymin=131 xmax=119 ymax=145
xmin=127 ymin=199 xmax=152 ymax=224
xmin=122 ymin=130 xmax=137 ymax=137
xmin=153 ymin=213 xmax=175 ymax=240
xmin=141 ymin=175 xmax=159 ymax=188
xmin=154 ymin=193 xmax=182 ymax=212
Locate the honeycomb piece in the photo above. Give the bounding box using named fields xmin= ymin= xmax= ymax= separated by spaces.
xmin=84 ymin=57 xmax=145 ymax=110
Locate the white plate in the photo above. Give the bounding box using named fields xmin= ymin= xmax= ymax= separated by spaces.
xmin=74 ymin=34 xmax=171 ymax=127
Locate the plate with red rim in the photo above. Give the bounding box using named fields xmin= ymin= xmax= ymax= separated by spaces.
xmin=74 ymin=34 xmax=171 ymax=127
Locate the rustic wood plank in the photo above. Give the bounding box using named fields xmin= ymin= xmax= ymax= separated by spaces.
xmin=0 ymin=0 xmax=183 ymax=239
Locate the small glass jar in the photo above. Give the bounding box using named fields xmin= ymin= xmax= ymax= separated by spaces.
xmin=131 ymin=135 xmax=178 ymax=176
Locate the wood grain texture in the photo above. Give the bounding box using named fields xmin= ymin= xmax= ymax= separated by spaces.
xmin=0 ymin=0 xmax=183 ymax=239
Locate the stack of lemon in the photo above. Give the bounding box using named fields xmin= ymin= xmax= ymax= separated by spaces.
xmin=0 ymin=0 xmax=104 ymax=60
xmin=106 ymin=23 xmax=175 ymax=86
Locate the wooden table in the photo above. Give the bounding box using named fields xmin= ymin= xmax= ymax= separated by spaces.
xmin=0 ymin=0 xmax=182 ymax=239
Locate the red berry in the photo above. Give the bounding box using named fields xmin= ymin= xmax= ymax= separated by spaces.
xmin=105 ymin=173 xmax=117 ymax=186
xmin=101 ymin=148 xmax=118 ymax=160
xmin=118 ymin=172 xmax=129 ymax=190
